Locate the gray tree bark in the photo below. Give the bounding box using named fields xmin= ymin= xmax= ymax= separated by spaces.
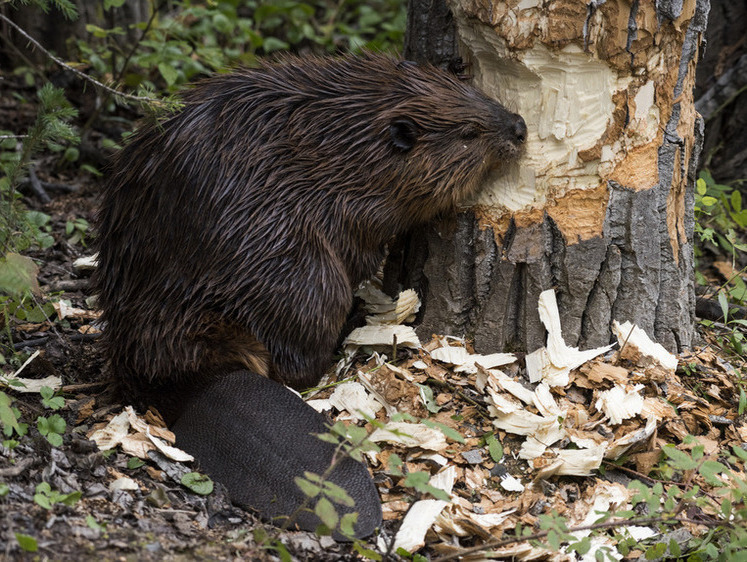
xmin=387 ymin=0 xmax=709 ymax=354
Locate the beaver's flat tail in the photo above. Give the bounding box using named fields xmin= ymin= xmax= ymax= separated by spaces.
xmin=171 ymin=370 xmax=382 ymax=539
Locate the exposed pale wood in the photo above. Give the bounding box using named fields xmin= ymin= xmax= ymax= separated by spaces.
xmin=391 ymin=0 xmax=708 ymax=353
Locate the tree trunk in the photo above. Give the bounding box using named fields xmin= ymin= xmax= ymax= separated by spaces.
xmin=694 ymin=0 xmax=747 ymax=184
xmin=0 ymin=1 xmax=150 ymax=65
xmin=388 ymin=0 xmax=709 ymax=354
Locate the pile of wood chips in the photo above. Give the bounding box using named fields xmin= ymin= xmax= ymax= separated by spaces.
xmin=310 ymin=285 xmax=746 ymax=560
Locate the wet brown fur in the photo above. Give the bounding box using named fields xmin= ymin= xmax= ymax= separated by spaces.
xmin=92 ymin=53 xmax=525 ymax=420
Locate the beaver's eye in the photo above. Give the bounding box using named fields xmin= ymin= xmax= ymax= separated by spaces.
xmin=389 ymin=118 xmax=419 ymax=151
xmin=462 ymin=124 xmax=481 ymax=140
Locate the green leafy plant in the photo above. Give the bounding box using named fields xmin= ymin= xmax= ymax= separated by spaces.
xmin=295 ymin=470 xmax=359 ymax=535
xmin=65 ymin=217 xmax=90 ymax=246
xmin=0 ymin=84 xmax=79 ymax=251
xmin=36 ymin=413 xmax=66 ymax=447
xmin=14 ymin=532 xmax=38 ymax=553
xmin=40 ymin=386 xmax=65 ymax=410
xmin=33 ymin=481 xmax=82 ymax=510
xmin=73 ymin=0 xmax=405 ymax=98
xmin=485 ymin=432 xmax=504 ymax=462
xmin=401 ymin=471 xmax=450 ymax=501
xmin=695 ymin=170 xmax=747 ymax=264
xmin=694 ymin=170 xmax=747 ymax=364
xmin=394 ymin=548 xmax=428 ymax=562
xmin=7 ymin=0 xmax=78 ymax=19
xmin=254 ymin=527 xmax=293 ymax=562
xmin=180 ymin=471 xmax=214 ymax=496
xmin=0 ymin=83 xmax=78 ymax=359
xmin=0 ymin=390 xmax=29 ymax=444
xmin=289 ymin=420 xmax=380 ymax=538
xmin=85 ymin=514 xmax=108 ymax=535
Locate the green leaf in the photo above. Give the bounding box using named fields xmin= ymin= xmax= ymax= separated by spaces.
xmin=387 ymin=453 xmax=403 ymax=476
xmin=314 ymin=497 xmax=338 ymax=529
xmin=403 ymin=471 xmax=451 ymax=501
xmin=180 ymin=472 xmax=214 ymax=495
xmin=403 ymin=471 xmax=429 ymax=489
xmin=662 ymin=445 xmax=698 ymax=470
xmin=302 ymin=471 xmax=323 ymax=484
xmin=158 ymin=63 xmax=178 ymax=87
xmin=486 ymin=433 xmax=503 ymax=462
xmin=212 ymin=13 xmax=233 ymax=34
xmin=731 ymin=189 xmax=742 ymax=213
xmin=270 ymin=539 xmax=292 ymax=562
xmin=46 ymin=432 xmax=63 ymax=447
xmin=85 ymin=24 xmax=110 ymax=38
xmin=322 ymin=480 xmax=355 ymax=507
xmin=718 ymin=291 xmax=729 ymax=321
xmin=86 ymin=514 xmax=105 ymax=531
xmin=294 ymin=476 xmax=321 ymax=499
xmin=696 ymin=177 xmax=707 ymax=195
xmin=0 ymin=253 xmax=39 ymax=297
xmin=699 ymin=460 xmax=728 ymax=486
xmin=700 ymin=195 xmax=718 ymax=206
xmin=47 ymin=414 xmax=66 ymax=434
xmin=262 ymin=37 xmax=290 ymax=53
xmin=353 ymin=541 xmax=383 ymax=561
xmin=339 ymin=512 xmax=357 ymax=537
xmin=733 ymin=444 xmax=747 ymax=461
xmin=127 ymin=457 xmax=145 ymax=470
xmin=49 ymin=0 xmax=78 ymax=20
xmin=416 ymin=383 xmax=440 ymax=414
xmin=567 ymin=536 xmax=591 ymax=555
xmin=60 ymin=490 xmax=82 ymax=506
xmin=0 ymin=391 xmax=22 ymax=435
xmin=33 ymin=492 xmax=52 ymax=510
xmin=63 ymin=146 xmax=79 ymax=162
xmin=645 ymin=542 xmax=667 ymax=559
xmin=15 ymin=533 xmax=37 ymax=552
xmin=80 ymin=164 xmax=102 ymax=176
xmin=104 ymin=0 xmax=126 ymax=9
xmin=421 ymin=419 xmax=465 ymax=443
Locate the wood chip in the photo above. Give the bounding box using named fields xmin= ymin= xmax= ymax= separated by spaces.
xmin=343 ymin=325 xmax=420 ymax=349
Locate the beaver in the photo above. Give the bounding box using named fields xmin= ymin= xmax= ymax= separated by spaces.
xmin=92 ymin=52 xmax=526 ymax=538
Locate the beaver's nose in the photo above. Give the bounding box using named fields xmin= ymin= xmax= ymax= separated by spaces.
xmin=512 ymin=114 xmax=527 ymax=144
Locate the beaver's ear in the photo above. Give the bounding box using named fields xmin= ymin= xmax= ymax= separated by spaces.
xmin=389 ymin=118 xmax=419 ymax=151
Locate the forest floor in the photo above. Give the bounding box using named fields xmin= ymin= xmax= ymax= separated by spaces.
xmin=1 ymin=75 xmax=746 ymax=562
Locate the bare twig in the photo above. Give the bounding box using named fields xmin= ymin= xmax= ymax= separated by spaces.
xmin=0 ymin=13 xmax=157 ymax=105
xmin=27 ymin=165 xmax=50 ymax=204
xmin=79 ymin=0 xmax=165 ymax=134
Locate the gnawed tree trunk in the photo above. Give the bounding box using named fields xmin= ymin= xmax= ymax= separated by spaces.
xmin=388 ymin=0 xmax=709 ymax=353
